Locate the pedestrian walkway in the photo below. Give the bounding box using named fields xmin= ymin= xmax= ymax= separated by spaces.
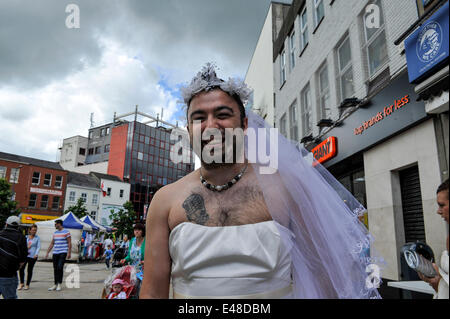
xmin=16 ymin=261 xmax=112 ymax=299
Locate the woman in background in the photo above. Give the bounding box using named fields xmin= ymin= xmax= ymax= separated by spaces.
xmin=18 ymin=224 xmax=41 ymax=290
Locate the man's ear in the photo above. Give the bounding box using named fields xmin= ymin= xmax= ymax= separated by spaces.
xmin=243 ymin=117 xmax=249 ymax=134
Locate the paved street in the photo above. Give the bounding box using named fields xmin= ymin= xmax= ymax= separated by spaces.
xmin=15 ymin=260 xmax=174 ymax=299
xmin=16 ymin=261 xmax=112 ymax=299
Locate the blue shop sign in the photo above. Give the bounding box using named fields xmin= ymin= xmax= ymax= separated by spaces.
xmin=405 ymin=1 xmax=449 ymax=83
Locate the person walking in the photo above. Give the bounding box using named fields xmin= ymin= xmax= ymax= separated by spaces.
xmin=103 ymin=245 xmax=113 ymax=270
xmin=18 ymin=224 xmax=41 ymax=290
xmin=0 ymin=216 xmax=28 ymax=299
xmin=45 ymin=219 xmax=71 ymax=291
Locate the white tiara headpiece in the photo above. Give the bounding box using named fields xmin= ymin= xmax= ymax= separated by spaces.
xmin=180 ymin=63 xmax=252 ymax=108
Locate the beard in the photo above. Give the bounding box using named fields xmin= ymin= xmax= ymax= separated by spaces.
xmin=192 ymin=132 xmax=245 ymax=169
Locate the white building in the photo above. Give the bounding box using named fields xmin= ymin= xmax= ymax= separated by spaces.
xmin=245 ymin=1 xmax=291 ymax=126
xmin=64 ymin=172 xmax=102 ymax=221
xmin=90 ymin=172 xmax=131 ymax=226
xmin=59 ymin=136 xmax=88 ymax=170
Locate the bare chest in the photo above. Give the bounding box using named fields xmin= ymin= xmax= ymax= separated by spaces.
xmin=169 ymin=182 xmax=272 ymax=229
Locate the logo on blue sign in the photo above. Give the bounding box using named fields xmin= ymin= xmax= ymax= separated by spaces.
xmin=416 ymin=21 xmax=443 ymax=63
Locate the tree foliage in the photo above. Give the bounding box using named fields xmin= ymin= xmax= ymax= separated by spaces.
xmin=110 ymin=201 xmax=137 ymax=238
xmin=64 ymin=197 xmax=88 ymax=219
xmin=0 ymin=178 xmax=20 ymax=228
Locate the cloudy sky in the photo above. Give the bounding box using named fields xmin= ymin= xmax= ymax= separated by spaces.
xmin=0 ymin=0 xmax=290 ymax=162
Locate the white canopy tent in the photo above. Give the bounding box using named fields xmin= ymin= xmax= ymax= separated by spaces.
xmin=35 ymin=212 xmax=93 ymax=261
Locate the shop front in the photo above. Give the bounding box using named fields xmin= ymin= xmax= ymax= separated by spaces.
xmin=316 ymin=71 xmax=447 ymax=292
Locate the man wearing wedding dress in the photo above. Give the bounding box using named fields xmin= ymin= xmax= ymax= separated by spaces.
xmin=139 ymin=64 xmax=381 ymax=299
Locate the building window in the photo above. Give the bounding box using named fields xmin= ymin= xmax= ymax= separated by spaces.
xmin=81 ymin=193 xmax=87 ymax=203
xmin=289 ymin=101 xmax=299 ymax=142
xmin=120 ymin=189 xmax=124 ymax=198
xmin=40 ymin=195 xmax=49 ymax=208
xmin=106 ymin=127 xmax=110 ymax=135
xmin=89 ymin=131 xmax=93 ymax=139
xmin=88 ymin=148 xmax=94 ymax=155
xmin=300 ymin=7 xmax=309 ymax=53
xmin=92 ymin=193 xmax=98 ymax=205
xmin=52 ymin=196 xmax=60 ymax=210
xmin=314 ymin=0 xmax=325 ymax=28
xmin=9 ymin=168 xmax=20 ymax=183
xmin=95 ymin=146 xmax=101 ymax=155
xmin=280 ymin=50 xmax=286 ymax=86
xmin=138 ymin=152 xmax=144 ymax=161
xmin=28 ymin=194 xmax=37 ymax=208
xmin=301 ymin=85 xmax=313 ymax=137
xmin=279 ymin=113 xmax=287 ymax=138
xmin=318 ymin=64 xmax=331 ymax=120
xmin=32 ymin=172 xmax=41 ymax=185
xmin=104 ymin=144 xmax=110 ymax=153
xmin=43 ymin=173 xmax=52 ymax=187
xmin=55 ymin=176 xmax=63 ymax=188
xmin=363 ymin=0 xmax=388 ymax=77
xmin=90 ymin=211 xmax=97 ymax=220
xmin=79 ymin=148 xmax=86 ymax=156
xmin=0 ymin=166 xmax=6 ymax=179
xmin=107 ymin=188 xmax=111 ymax=196
xmin=337 ymin=36 xmax=354 ymax=101
xmin=69 ymin=191 xmax=76 ymax=202
xmin=289 ymin=30 xmax=296 ymax=70
xmin=100 ymin=128 xmax=105 ymax=137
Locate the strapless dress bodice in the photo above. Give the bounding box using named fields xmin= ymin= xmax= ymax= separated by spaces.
xmin=169 ymin=220 xmax=294 ymax=298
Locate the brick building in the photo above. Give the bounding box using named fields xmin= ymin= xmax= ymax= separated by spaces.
xmin=0 ymin=152 xmax=68 ymax=226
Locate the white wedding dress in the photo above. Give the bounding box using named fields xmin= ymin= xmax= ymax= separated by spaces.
xmin=169 ymin=220 xmax=294 ymax=299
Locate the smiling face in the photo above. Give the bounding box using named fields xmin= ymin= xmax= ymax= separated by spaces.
xmin=437 ymin=190 xmax=449 ymax=224
xmin=187 ymin=89 xmax=248 ymax=167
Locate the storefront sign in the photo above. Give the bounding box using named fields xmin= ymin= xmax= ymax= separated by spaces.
xmin=312 ymin=137 xmax=337 ymax=164
xmin=20 ymin=213 xmax=58 ymax=224
xmin=29 ymin=187 xmax=62 ymax=196
xmin=354 ymin=95 xmax=411 ymax=135
xmin=319 ymin=72 xmax=428 ymax=168
xmin=405 ymin=1 xmax=449 ymax=83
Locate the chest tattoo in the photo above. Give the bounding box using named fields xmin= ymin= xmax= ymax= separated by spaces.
xmin=182 ymin=193 xmax=210 ymax=225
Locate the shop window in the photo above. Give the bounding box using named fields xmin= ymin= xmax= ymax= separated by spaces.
xmin=32 ymin=172 xmax=41 ymax=185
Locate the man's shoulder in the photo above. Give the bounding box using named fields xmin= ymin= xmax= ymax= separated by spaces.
xmin=154 ymin=169 xmax=199 ymax=203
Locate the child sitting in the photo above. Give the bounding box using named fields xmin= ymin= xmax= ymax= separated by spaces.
xmin=107 ymin=279 xmax=128 ymax=299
